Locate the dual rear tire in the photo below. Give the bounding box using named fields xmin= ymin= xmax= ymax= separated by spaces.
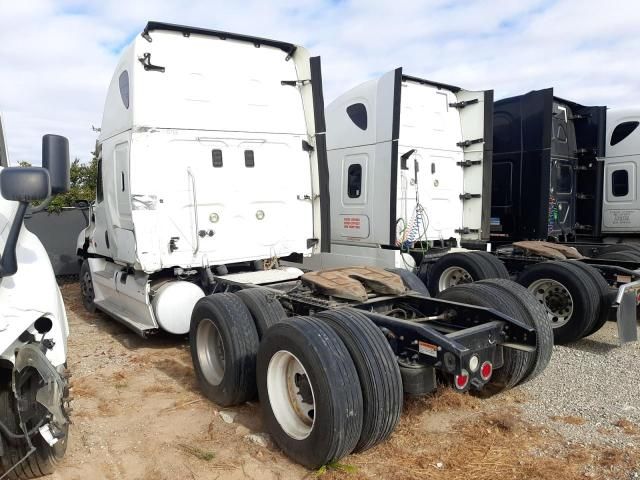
xmin=190 ymin=292 xmax=403 ymax=469
xmin=426 ymin=251 xmax=510 ymax=295
xmin=516 ymin=260 xmax=610 ymax=344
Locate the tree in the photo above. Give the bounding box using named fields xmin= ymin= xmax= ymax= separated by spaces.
xmin=18 ymin=157 xmax=97 ymax=212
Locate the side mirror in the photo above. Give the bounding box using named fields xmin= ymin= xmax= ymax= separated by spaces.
xmin=0 ymin=168 xmax=51 ymax=202
xmin=42 ymin=134 xmax=70 ymax=195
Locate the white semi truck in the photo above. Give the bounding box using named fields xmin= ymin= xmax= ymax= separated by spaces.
xmin=0 ymin=120 xmax=71 ymax=478
xmin=321 ymin=73 xmax=639 ymax=346
xmin=77 ymin=22 xmax=552 ymax=469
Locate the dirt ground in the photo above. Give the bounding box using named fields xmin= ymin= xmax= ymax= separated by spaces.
xmin=45 ymin=283 xmax=640 ymax=480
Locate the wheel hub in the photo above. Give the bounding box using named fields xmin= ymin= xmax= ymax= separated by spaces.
xmin=267 ymin=350 xmax=316 ymax=440
xmin=528 ymin=278 xmax=574 ymax=328
xmin=438 ymin=266 xmax=473 ymax=291
xmin=196 ymin=319 xmax=225 ymax=386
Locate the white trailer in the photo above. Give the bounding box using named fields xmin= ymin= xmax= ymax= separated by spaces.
xmin=0 ymin=124 xmax=71 ymax=478
xmin=77 ymin=22 xmax=552 ymax=469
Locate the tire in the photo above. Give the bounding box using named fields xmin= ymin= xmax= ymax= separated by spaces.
xmin=597 ymin=244 xmax=640 ymax=257
xmin=562 ymin=261 xmax=611 ymax=336
xmin=437 ymin=280 xmax=549 ymax=393
xmin=234 ymin=288 xmax=287 ymax=338
xmin=0 ymin=390 xmax=68 ymax=479
xmin=517 ymin=261 xmax=600 ymax=344
xmin=315 ymin=308 xmax=402 ymax=452
xmin=79 ymin=260 xmax=96 ymax=314
xmin=427 ymin=252 xmax=498 ymax=296
xmin=475 ymin=279 xmax=553 ymax=384
xmin=468 ymin=251 xmax=510 ymax=279
xmin=190 ymin=293 xmax=260 ymax=406
xmin=386 ymin=268 xmax=430 ymax=295
xmin=597 ymin=251 xmax=640 ymax=262
xmin=257 ymin=316 xmax=363 ymax=469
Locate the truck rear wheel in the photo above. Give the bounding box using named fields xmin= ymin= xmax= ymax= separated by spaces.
xmin=190 ymin=293 xmax=260 ymax=406
xmin=234 ymin=288 xmax=287 ymax=338
xmin=468 ymin=251 xmax=510 ymax=279
xmin=437 ymin=280 xmax=550 ymax=393
xmin=0 ymin=389 xmax=68 ymax=479
xmin=517 ymin=261 xmax=600 ymax=344
xmin=386 ymin=268 xmax=430 ymax=295
xmin=257 ymin=316 xmax=363 ymax=469
xmin=79 ymin=260 xmax=96 ymax=314
xmin=562 ymin=261 xmax=611 ymax=336
xmin=596 ymin=244 xmax=640 ymax=258
xmin=597 ymin=251 xmax=640 ymax=262
xmin=474 ymin=279 xmax=553 ymax=383
xmin=427 ymin=252 xmax=499 ymax=295
xmin=315 ymin=308 xmax=402 ymax=452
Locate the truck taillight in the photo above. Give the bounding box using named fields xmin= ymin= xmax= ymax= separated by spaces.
xmin=454 ymin=370 xmax=469 ymax=390
xmin=480 ymin=361 xmax=493 ymax=381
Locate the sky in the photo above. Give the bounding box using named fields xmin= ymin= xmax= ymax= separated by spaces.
xmin=0 ymin=0 xmax=638 ymax=164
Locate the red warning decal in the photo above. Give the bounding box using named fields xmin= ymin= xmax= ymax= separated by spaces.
xmin=343 ymin=217 xmax=362 ymax=230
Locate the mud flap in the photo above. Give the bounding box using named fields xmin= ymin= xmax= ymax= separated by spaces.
xmin=614 ymin=278 xmax=640 ymax=344
xmin=13 ymin=344 xmax=68 ymax=428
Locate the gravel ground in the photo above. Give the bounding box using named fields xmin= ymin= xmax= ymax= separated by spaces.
xmin=521 ymin=321 xmax=640 ymax=448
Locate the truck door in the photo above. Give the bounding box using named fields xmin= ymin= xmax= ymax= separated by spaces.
xmin=549 ymin=102 xmax=576 ymax=238
xmin=113 ymin=141 xmax=136 ymax=263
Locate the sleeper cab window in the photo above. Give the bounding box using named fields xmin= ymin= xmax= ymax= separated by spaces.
xmin=347 ymin=164 xmax=362 ymax=198
xmin=119 ymin=70 xmax=130 ymax=109
xmin=612 ymin=169 xmax=629 ymax=197
xmin=610 ymin=121 xmax=639 ymax=146
xmin=346 ymin=103 xmax=367 ymax=130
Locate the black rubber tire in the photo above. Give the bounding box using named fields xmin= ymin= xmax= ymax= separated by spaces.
xmin=190 ymin=293 xmax=260 ymax=406
xmin=257 ymin=316 xmax=363 ymax=469
xmin=315 ymin=308 xmax=402 ymax=453
xmin=79 ymin=260 xmax=97 ymax=314
xmin=597 ymin=251 xmax=640 ymax=262
xmin=517 ymin=261 xmax=600 ymax=344
xmin=468 ymin=251 xmax=511 ymax=279
xmin=427 ymin=252 xmax=498 ymax=296
xmin=597 ymin=244 xmax=640 ymax=257
xmin=386 ymin=268 xmax=430 ymax=295
xmin=475 ymin=279 xmax=553 ymax=384
xmin=562 ymin=261 xmax=611 ymax=336
xmin=0 ymin=390 xmax=68 ymax=479
xmin=234 ymin=288 xmax=287 ymax=338
xmin=437 ymin=280 xmax=549 ymax=393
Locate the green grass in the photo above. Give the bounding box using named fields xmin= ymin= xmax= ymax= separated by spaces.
xmin=315 ymin=461 xmax=358 ymax=476
xmin=177 ymin=443 xmax=215 ymax=462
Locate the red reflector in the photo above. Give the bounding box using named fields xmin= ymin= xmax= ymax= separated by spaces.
xmin=480 ymin=361 xmax=492 ymax=381
xmin=454 ymin=371 xmax=469 ymax=390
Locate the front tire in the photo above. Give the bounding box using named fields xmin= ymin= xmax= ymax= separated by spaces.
xmin=0 ymin=389 xmax=68 ymax=479
xmin=257 ymin=316 xmax=363 ymax=469
xmin=79 ymin=260 xmax=96 ymax=314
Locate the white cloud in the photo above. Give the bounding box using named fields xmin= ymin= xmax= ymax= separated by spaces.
xmin=0 ymin=0 xmax=638 ymax=164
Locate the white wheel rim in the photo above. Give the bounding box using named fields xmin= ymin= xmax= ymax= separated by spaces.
xmin=267 ymin=350 xmax=316 ymax=440
xmin=438 ymin=266 xmax=473 ymax=291
xmin=196 ymin=319 xmax=225 ymax=385
xmin=528 ymin=278 xmax=574 ymax=328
